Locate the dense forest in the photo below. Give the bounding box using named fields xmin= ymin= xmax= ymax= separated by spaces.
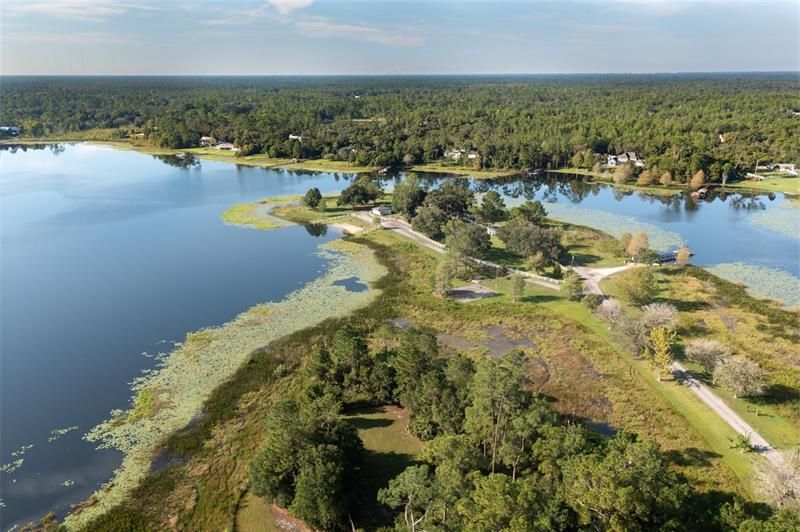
xmin=1 ymin=74 xmax=798 ymax=182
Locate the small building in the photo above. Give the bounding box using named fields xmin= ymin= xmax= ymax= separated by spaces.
xmin=216 ymin=142 xmax=239 ymax=151
xmin=371 ymin=205 xmax=392 ymax=217
xmin=288 ymin=134 xmax=303 ymax=142
xmin=0 ymin=126 xmax=20 ymax=136
xmin=485 ymin=226 xmax=498 ymax=237
xmin=377 ymin=166 xmax=391 ymax=176
xmin=776 ymin=163 xmax=798 ymax=175
xmin=606 ymin=152 xmax=644 ymax=168
xmin=199 ymin=136 xmax=216 ymax=147
xmin=445 ymin=148 xmax=466 ymax=160
xmin=467 ymin=149 xmax=479 ymax=160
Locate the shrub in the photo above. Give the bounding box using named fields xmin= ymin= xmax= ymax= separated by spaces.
xmin=582 ymin=293 xmax=604 ymax=310
xmin=561 ymin=273 xmax=584 ymax=301
xmin=685 ymin=339 xmax=731 ymax=373
xmin=615 ymin=267 xmax=657 ymax=305
xmin=714 ymin=356 xmax=767 ymax=398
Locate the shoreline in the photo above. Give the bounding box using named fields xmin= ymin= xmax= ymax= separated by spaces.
xmin=64 ymin=237 xmax=386 ymax=529
xmin=3 ymin=138 xmax=796 ymax=197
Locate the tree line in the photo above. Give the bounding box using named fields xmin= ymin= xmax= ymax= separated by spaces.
xmin=248 ymin=322 xmax=798 ymax=531
xmin=2 ymin=74 xmax=798 ymax=182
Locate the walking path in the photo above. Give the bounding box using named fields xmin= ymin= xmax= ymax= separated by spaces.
xmin=584 ymin=266 xmax=788 ymax=474
xmin=356 ymin=210 xmax=791 ymax=483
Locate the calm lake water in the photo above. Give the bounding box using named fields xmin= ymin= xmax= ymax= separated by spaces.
xmin=1 ymin=144 xmax=797 ymax=528
xmin=0 ymin=144 xmax=356 ymax=528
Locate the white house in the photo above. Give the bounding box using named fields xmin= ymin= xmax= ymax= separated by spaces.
xmin=371 ymin=205 xmax=392 ymax=217
xmin=467 ymin=149 xmax=479 ymax=160
xmin=776 ymin=163 xmax=798 ymax=175
xmin=216 ymin=142 xmax=239 ymax=152
xmin=445 ymin=148 xmax=466 ymax=160
xmin=485 ymin=226 xmax=498 ymax=237
xmin=288 ymin=134 xmax=303 ymax=142
xmin=607 ymin=152 xmax=644 ymax=168
xmin=199 ymin=136 xmax=216 ymax=147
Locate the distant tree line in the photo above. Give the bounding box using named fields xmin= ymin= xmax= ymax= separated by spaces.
xmin=2 ymin=74 xmax=798 ymax=182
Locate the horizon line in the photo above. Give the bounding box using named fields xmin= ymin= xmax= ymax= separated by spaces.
xmin=1 ymin=70 xmax=798 ymax=77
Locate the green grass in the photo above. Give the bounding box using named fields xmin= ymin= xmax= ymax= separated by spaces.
xmin=410 ymin=162 xmax=520 ymax=178
xmin=221 ymin=202 xmax=286 ymax=230
xmin=724 ymin=177 xmax=800 ymax=195
xmin=552 ymin=168 xmax=687 ymax=197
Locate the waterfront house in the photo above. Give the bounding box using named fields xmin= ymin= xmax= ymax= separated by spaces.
xmin=216 ymin=142 xmax=239 ymax=151
xmin=445 ymin=148 xmax=466 ymax=160
xmin=606 ymin=152 xmax=644 ymax=167
xmin=467 ymin=149 xmax=479 ymax=160
xmin=371 ymin=205 xmax=392 ymax=217
xmin=776 ymin=163 xmax=798 ymax=175
xmin=0 ymin=126 xmax=20 ymax=136
xmin=289 ymin=134 xmax=303 ymax=142
xmin=199 ymin=136 xmax=216 ymax=147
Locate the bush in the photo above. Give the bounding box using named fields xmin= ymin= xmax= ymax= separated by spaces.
xmin=582 ymin=293 xmax=604 ymax=310
xmin=561 ymin=273 xmax=584 ymax=301
xmin=714 ymin=355 xmax=767 ymax=398
xmin=615 ymin=267 xmax=657 ymax=305
xmin=686 ymin=339 xmax=731 ymax=373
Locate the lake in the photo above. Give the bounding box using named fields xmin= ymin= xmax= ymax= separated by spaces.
xmin=1 ymin=144 xmax=798 ymax=528
xmin=0 ymin=144 xmax=357 ymax=528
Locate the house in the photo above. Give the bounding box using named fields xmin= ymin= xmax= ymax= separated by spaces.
xmin=371 ymin=205 xmax=392 ymax=217
xmin=199 ymin=136 xmax=216 ymax=147
xmin=467 ymin=149 xmax=479 ymax=160
xmin=776 ymin=163 xmax=798 ymax=175
xmin=606 ymin=152 xmax=644 ymax=168
xmin=0 ymin=126 xmax=20 ymax=136
xmin=216 ymin=142 xmax=239 ymax=151
xmin=445 ymin=148 xmax=466 ymax=160
xmin=288 ymin=134 xmax=303 ymax=142
xmin=485 ymin=226 xmax=498 ymax=237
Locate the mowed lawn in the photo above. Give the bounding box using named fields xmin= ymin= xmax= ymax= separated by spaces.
xmin=343 ymin=405 xmax=422 ymax=528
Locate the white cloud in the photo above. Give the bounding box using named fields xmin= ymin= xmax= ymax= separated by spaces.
xmin=295 ymin=20 xmax=424 ymax=47
xmin=268 ymin=0 xmax=314 ymax=15
xmin=3 ymin=0 xmax=158 ymax=22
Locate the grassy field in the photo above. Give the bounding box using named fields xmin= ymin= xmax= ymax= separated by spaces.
xmin=724 ymin=177 xmax=800 ymax=195
xmin=410 ymin=161 xmax=520 ymax=178
xmin=552 ymin=167 xmax=687 ymax=197
xmin=601 ymin=267 xmax=800 ymax=447
xmin=343 ymin=405 xmax=422 ymax=529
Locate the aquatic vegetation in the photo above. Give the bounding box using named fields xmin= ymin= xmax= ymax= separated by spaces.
xmin=1 ymin=444 xmax=33 ymax=475
xmin=706 ymin=262 xmax=800 ymax=308
xmin=504 ymin=198 xmax=684 ymax=251
xmin=221 ymin=197 xmax=299 ymax=231
xmin=67 ymin=240 xmax=386 ymax=529
xmin=62 ymin=479 xmax=76 ymax=487
xmin=749 ymin=203 xmax=800 ymax=240
xmin=48 ymin=426 xmax=79 ymax=443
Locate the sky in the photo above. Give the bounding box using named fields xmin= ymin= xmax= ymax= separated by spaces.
xmin=1 ymin=0 xmax=797 ymax=75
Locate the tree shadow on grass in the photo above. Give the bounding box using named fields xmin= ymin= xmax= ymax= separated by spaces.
xmin=656 ymin=296 xmax=710 ymax=313
xmin=348 ymin=416 xmax=395 ymax=430
xmin=520 ymin=294 xmax=562 ymax=304
xmin=664 ymin=447 xmax=722 ymax=468
xmin=354 ymin=449 xmax=420 ymax=530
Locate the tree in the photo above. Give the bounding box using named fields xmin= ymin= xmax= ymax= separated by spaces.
xmin=660 ymin=172 xmax=673 ymax=186
xmin=329 ymin=323 xmax=368 ymax=388
xmin=510 ymin=200 xmax=547 ymax=224
xmin=510 ymin=272 xmax=525 ymax=302
xmin=714 ymin=355 xmax=767 ymax=398
xmin=378 ymin=465 xmax=435 ymax=532
xmin=754 ymin=447 xmax=800 ymax=511
xmin=690 ymin=169 xmax=706 ymax=190
xmin=392 ymin=175 xmax=427 ymax=219
xmin=303 ymin=187 xmax=322 ymax=209
xmin=598 ymin=299 xmax=623 ymax=324
xmin=290 ymin=445 xmax=347 ymax=530
xmin=527 ymin=251 xmax=547 ymax=273
xmin=637 ymin=170 xmax=654 ymax=186
xmin=613 ymin=163 xmax=634 ymax=183
xmin=615 ymin=267 xmax=657 ymax=305
xmin=457 ymin=473 xmax=522 ymax=531
xmin=675 ymin=246 xmax=691 ymax=266
xmin=561 ymin=273 xmax=584 ymax=301
xmin=411 ymin=203 xmax=448 ymax=240
xmin=474 ymin=190 xmax=507 ymax=223
xmin=337 ymin=176 xmax=382 ymax=206
xmin=640 ymin=302 xmax=679 ymax=330
xmin=465 ymin=351 xmax=528 ymax=472
xmin=497 ymin=217 xmax=564 ymax=263
xmin=443 ymin=219 xmax=490 ymax=263
xmin=560 ymin=434 xmax=691 ymax=531
xmin=424 ymin=180 xmax=474 ymax=218
xmin=648 ymin=326 xmax=676 ymax=379
xmin=686 ymin=338 xmax=730 ymax=373
xmin=626 ymin=232 xmax=650 ymax=259
xmin=434 ymin=256 xmax=455 ymax=297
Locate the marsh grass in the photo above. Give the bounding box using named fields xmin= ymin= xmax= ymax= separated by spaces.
xmin=68 ymin=242 xmax=386 ymax=530
xmin=706 ymin=262 xmax=800 ymax=309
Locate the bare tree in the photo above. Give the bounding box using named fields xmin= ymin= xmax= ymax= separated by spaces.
xmin=675 ymin=246 xmax=691 ymax=266
xmin=686 ymin=338 xmax=731 ymax=373
xmin=641 ymin=303 xmax=679 ymax=330
xmin=755 ymin=447 xmax=800 ymax=511
xmin=714 ymin=355 xmax=767 ymax=398
xmin=626 ymin=232 xmax=649 ymax=259
xmin=598 ymin=299 xmax=623 ymax=325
